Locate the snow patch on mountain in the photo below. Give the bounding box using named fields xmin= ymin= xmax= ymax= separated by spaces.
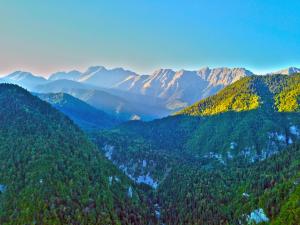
xmin=108 ymin=176 xmax=113 ymax=186
xmin=290 ymin=125 xmax=300 ymax=136
xmin=227 ymin=151 xmax=234 ymax=159
xmin=142 ymin=159 xmax=147 ymax=168
xmin=131 ymin=115 xmax=141 ymax=120
xmin=204 ymin=152 xmax=225 ymax=164
xmin=102 ymin=146 xmax=160 ymax=189
xmin=103 ymin=144 xmax=114 ymax=160
xmin=127 ymin=186 xmax=133 ymax=198
xmin=247 ymin=208 xmax=269 ymax=224
xmin=136 ymin=173 xmax=158 ymax=189
xmin=242 ymin=192 xmax=250 ymax=198
xmin=154 ymin=203 xmax=161 ymax=219
xmin=118 ymin=164 xmax=159 ymax=189
xmin=230 ymin=142 xmax=237 ymax=149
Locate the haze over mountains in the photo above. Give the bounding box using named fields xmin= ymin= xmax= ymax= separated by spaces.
xmin=271 ymin=67 xmax=300 ymax=75
xmin=116 ymin=67 xmax=254 ymax=109
xmin=1 ymin=65 xmax=299 ymax=121
xmin=35 ymin=92 xmax=120 ymax=130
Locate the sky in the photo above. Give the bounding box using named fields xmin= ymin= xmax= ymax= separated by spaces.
xmin=0 ymin=0 xmax=300 ymax=76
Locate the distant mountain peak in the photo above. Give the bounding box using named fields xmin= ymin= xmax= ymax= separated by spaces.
xmin=83 ymin=66 xmax=107 ymax=75
xmin=114 ymin=66 xmax=254 ymax=111
xmin=198 ymin=66 xmax=211 ymax=72
xmin=3 ymin=71 xmax=46 ymax=90
xmin=7 ymin=71 xmax=37 ymax=79
xmin=152 ymin=68 xmax=175 ymax=76
xmin=49 ymin=70 xmax=82 ymax=81
xmin=77 ymin=66 xmax=137 ymax=88
xmin=4 ymin=71 xmax=46 ymax=82
xmin=271 ymin=67 xmax=300 ymax=75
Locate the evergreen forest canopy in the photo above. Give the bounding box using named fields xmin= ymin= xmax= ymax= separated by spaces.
xmin=92 ymin=74 xmax=300 ymax=224
xmin=0 ymin=84 xmax=156 ymax=225
xmin=0 ymin=74 xmax=300 ymax=224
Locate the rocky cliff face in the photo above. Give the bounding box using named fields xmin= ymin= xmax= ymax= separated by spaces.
xmin=116 ymin=67 xmax=253 ymax=110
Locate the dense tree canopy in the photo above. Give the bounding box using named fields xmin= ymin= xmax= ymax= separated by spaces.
xmin=92 ymin=74 xmax=300 ymax=224
xmin=0 ymin=84 xmax=154 ymax=224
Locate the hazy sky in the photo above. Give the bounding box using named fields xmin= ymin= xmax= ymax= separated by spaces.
xmin=1 ymin=0 xmax=300 ymax=76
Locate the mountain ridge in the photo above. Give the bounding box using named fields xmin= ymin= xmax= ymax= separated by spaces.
xmin=0 ymin=83 xmax=154 ymax=224
xmin=115 ymin=67 xmax=254 ymax=110
xmin=92 ymin=73 xmax=300 ymax=224
xmin=271 ymin=67 xmax=300 ymax=75
xmin=35 ymin=92 xmax=120 ymax=130
xmin=2 ymin=65 xmax=300 ymax=120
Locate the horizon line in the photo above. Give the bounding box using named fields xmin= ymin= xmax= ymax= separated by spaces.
xmin=1 ymin=64 xmax=299 ymax=78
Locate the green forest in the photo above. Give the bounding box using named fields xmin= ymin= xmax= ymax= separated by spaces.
xmin=1 ymin=74 xmax=300 ymax=224
xmin=0 ymin=84 xmax=156 ymax=225
xmin=92 ymin=74 xmax=300 ymax=225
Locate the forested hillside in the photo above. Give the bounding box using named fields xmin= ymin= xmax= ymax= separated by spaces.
xmin=36 ymin=92 xmax=120 ymax=130
xmin=1 ymin=74 xmax=300 ymax=224
xmin=92 ymin=74 xmax=300 ymax=224
xmin=0 ymin=84 xmax=155 ymax=224
xmin=177 ymin=74 xmax=300 ymax=116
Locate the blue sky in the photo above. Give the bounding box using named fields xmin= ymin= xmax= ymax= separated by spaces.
xmin=0 ymin=0 xmax=300 ymax=75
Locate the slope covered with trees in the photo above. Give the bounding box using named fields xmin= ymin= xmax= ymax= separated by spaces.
xmin=0 ymin=84 xmax=155 ymax=224
xmin=177 ymin=74 xmax=300 ymax=116
xmin=36 ymin=92 xmax=120 ymax=130
xmin=92 ymin=74 xmax=300 ymax=224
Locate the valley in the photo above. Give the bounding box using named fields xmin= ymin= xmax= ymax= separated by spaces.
xmin=90 ymin=74 xmax=300 ymax=224
xmin=2 ymin=1 xmax=300 ymax=224
xmin=0 ymin=70 xmax=300 ymax=224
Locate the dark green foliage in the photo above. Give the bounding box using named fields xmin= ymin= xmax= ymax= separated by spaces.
xmin=2 ymin=72 xmax=300 ymax=224
xmin=0 ymin=84 xmax=153 ymax=224
xmin=92 ymin=74 xmax=300 ymax=224
xmin=156 ymin=143 xmax=300 ymax=225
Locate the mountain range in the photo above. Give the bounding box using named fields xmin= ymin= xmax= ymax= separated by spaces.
xmin=1 ymin=71 xmax=47 ymax=90
xmin=2 ymin=65 xmax=299 ymax=122
xmin=94 ymin=73 xmax=300 ymax=224
xmin=271 ymin=67 xmax=300 ymax=75
xmin=115 ymin=67 xmax=254 ymax=109
xmin=0 ymin=70 xmax=300 ymax=224
xmin=35 ymin=92 xmax=120 ymax=130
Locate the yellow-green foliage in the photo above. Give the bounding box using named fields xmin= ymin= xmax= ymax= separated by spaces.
xmin=201 ymin=93 xmax=259 ymax=115
xmin=177 ymin=77 xmax=260 ymax=116
xmin=178 ymin=74 xmax=300 ymax=116
xmin=275 ymin=83 xmax=300 ymax=112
